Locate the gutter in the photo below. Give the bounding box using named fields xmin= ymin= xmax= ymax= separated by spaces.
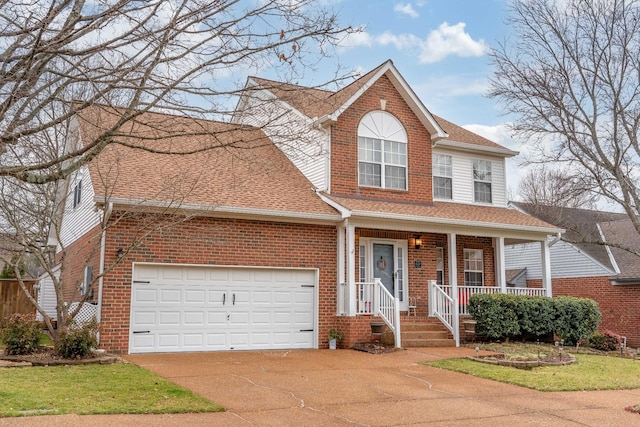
xmin=548 ymin=232 xmax=562 ymax=247
xmin=96 ymin=202 xmax=113 ymax=344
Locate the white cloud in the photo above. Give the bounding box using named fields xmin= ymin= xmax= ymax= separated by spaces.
xmin=419 ymin=22 xmax=490 ymax=63
xmin=394 ymin=3 xmax=419 ymax=18
xmin=338 ymin=22 xmax=489 ymax=64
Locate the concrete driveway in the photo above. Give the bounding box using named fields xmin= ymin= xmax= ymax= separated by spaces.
xmin=2 ymin=347 xmax=640 ymax=426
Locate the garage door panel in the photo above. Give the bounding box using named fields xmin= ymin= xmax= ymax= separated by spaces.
xmin=130 ymin=265 xmax=316 ymax=353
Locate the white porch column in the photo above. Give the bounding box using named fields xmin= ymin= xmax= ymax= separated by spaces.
xmin=447 ymin=233 xmax=460 ymax=347
xmin=495 ymin=237 xmax=507 ymax=293
xmin=541 ymin=240 xmax=553 ymax=297
xmin=337 ymin=225 xmax=346 ymax=315
xmin=346 ymin=222 xmax=356 ymax=316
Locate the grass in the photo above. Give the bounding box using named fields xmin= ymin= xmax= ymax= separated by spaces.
xmin=0 ymin=363 xmax=224 ymax=417
xmin=425 ymin=343 xmax=640 ymax=392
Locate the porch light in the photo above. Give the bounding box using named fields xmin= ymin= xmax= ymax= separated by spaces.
xmin=409 ymin=236 xmax=422 ymax=249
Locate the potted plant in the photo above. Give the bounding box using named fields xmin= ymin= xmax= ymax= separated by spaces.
xmin=328 ymin=328 xmax=343 ymax=350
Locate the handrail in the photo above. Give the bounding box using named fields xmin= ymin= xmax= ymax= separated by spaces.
xmin=428 ymin=280 xmax=455 ymax=335
xmin=354 ymin=280 xmax=401 ymax=348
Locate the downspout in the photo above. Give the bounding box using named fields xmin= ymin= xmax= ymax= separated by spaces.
xmin=96 ymin=202 xmax=113 ymax=344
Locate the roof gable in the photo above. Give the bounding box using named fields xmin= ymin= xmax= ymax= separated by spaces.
xmin=76 ymin=106 xmax=339 ymax=220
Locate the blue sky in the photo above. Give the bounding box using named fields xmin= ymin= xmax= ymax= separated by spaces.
xmin=315 ymin=0 xmax=527 ymax=196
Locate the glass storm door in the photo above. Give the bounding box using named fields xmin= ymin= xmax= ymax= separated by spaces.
xmin=371 ymin=242 xmax=407 ymax=310
xmin=373 ymin=244 xmax=394 ymax=294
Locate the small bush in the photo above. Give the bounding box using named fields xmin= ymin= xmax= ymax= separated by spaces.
xmin=468 ymin=293 xmax=520 ymax=339
xmin=589 ymin=330 xmax=624 ymax=351
xmin=553 ymin=297 xmax=601 ymax=345
xmin=1 ymin=313 xmax=41 ymax=355
xmin=55 ymin=320 xmax=98 ymax=359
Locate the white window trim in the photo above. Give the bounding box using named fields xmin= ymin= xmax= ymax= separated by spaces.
xmin=358 ymin=111 xmax=408 ymax=191
xmin=463 ymin=248 xmax=484 ymax=287
xmin=433 ymin=154 xmax=453 ymax=200
xmin=473 ymin=159 xmax=492 ymax=204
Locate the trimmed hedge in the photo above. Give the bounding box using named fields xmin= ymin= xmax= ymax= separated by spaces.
xmin=468 ymin=293 xmax=601 ymax=345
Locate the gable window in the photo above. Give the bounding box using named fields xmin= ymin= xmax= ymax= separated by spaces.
xmin=73 ymin=179 xmax=82 ymax=208
xmin=464 ymin=249 xmax=484 ymax=287
xmin=473 ymin=160 xmax=492 ymax=203
xmin=358 ymin=111 xmax=408 ymax=190
xmin=433 ymin=154 xmax=452 ymax=199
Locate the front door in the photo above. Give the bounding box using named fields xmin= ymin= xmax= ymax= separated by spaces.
xmin=373 ymin=244 xmax=394 ymax=294
xmin=362 ymin=240 xmax=407 ymax=311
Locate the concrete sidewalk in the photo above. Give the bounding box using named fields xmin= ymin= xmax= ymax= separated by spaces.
xmin=3 ymin=347 xmax=640 ymax=426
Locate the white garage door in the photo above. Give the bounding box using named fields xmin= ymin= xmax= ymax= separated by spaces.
xmin=129 ymin=264 xmax=317 ymax=354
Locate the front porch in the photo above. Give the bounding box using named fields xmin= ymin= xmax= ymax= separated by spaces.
xmin=337 ymin=279 xmax=549 ymax=348
xmin=335 ymin=223 xmax=555 ymax=348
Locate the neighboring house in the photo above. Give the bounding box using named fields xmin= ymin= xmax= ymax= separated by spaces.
xmin=49 ymin=60 xmax=560 ymax=354
xmin=506 ymin=202 xmax=640 ymax=347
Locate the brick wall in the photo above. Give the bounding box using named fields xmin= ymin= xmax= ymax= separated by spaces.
xmin=58 ymin=224 xmax=102 ymax=304
xmin=528 ymin=276 xmax=640 ymax=348
xmin=330 ymin=75 xmax=433 ymax=203
xmin=95 ymin=213 xmax=337 ymax=353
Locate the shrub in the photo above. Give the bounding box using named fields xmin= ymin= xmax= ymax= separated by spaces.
xmin=0 ymin=313 xmax=41 ymax=355
xmin=469 ymin=293 xmax=601 ymax=344
xmin=553 ymin=297 xmax=601 ymax=345
xmin=468 ymin=293 xmax=520 ymax=339
xmin=54 ymin=320 xmax=98 ymax=359
xmin=589 ymin=330 xmax=624 ymax=351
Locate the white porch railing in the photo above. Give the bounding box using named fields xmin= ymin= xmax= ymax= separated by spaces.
xmin=353 ymin=279 xmax=401 ymax=348
xmin=428 ymin=280 xmax=456 ymax=335
xmin=438 ymin=286 xmax=547 ymax=315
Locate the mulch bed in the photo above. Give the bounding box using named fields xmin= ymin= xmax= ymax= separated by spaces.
xmin=352 ymin=342 xmax=397 ymax=354
xmin=0 ymin=348 xmax=119 ymax=367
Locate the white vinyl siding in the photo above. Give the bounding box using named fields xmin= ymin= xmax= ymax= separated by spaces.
xmin=59 ymin=166 xmax=101 ymax=248
xmin=432 ymin=148 xmax=507 ymax=206
xmin=234 ymin=86 xmax=329 ymax=190
xmin=505 ymin=240 xmax=614 ymax=279
xmin=36 ymin=266 xmax=60 ymax=321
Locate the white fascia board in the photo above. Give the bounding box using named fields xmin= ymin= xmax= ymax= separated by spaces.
xmin=314 ymin=61 xmax=448 ymax=140
xmin=349 ymin=209 xmax=561 ymax=236
xmin=97 ymin=197 xmax=342 ymax=224
xmin=433 ymin=139 xmax=519 ymax=157
xmin=597 ymin=222 xmax=621 ymax=274
xmin=316 ymin=192 xmax=351 ymax=219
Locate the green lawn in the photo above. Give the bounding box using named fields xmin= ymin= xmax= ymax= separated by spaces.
xmin=426 ymin=353 xmax=640 ymax=392
xmin=0 ymin=363 xmax=223 ymax=417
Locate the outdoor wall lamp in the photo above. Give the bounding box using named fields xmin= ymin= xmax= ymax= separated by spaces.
xmin=409 ymin=236 xmax=422 ymax=249
xmin=116 ymin=248 xmax=124 ymax=258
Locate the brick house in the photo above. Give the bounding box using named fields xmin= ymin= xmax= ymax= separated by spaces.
xmin=48 ymin=60 xmax=560 ymax=354
xmin=506 ymin=202 xmax=640 ymax=347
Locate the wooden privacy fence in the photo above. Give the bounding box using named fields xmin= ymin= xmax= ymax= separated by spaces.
xmin=0 ymin=279 xmax=37 ymax=320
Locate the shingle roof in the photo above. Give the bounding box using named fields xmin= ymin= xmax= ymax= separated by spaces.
xmin=598 ymin=219 xmax=640 ymax=281
xmin=511 ymin=202 xmax=628 ymax=273
xmin=326 ymin=195 xmax=559 ymax=232
xmin=249 ymin=62 xmax=509 ymax=152
xmin=76 ymin=106 xmax=339 ymax=218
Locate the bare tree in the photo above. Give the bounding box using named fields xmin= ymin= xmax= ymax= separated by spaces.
xmin=517 ymin=165 xmax=598 ymax=209
xmin=0 ymin=0 xmax=355 ymax=348
xmin=490 ymin=0 xmax=640 ymax=233
xmin=0 ymin=0 xmax=353 ymax=184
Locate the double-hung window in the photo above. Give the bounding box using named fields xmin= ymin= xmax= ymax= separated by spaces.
xmin=473 ymin=160 xmax=492 ymax=203
xmin=464 ymin=249 xmax=484 ymax=287
xmin=358 ymin=111 xmax=408 ymax=190
xmin=433 ymin=154 xmax=452 ymax=199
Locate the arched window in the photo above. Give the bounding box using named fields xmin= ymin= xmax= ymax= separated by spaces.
xmin=357 ymin=111 xmax=408 ymax=190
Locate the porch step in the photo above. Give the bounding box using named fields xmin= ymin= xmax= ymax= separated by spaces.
xmin=401 ymin=322 xmax=455 ymax=347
